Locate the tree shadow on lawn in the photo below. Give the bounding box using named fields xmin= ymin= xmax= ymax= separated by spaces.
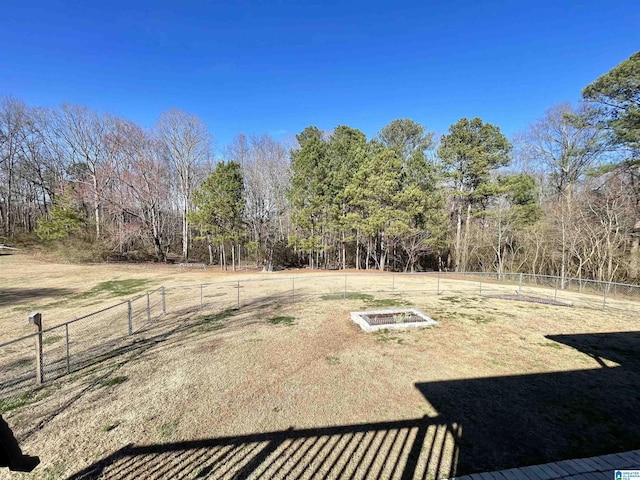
xmin=0 ymin=288 xmax=76 ymax=307
xmin=13 ymin=334 xmax=166 ymax=444
xmin=66 ymin=331 xmax=640 ymax=479
xmin=5 ymin=295 xmax=285 ymax=443
xmin=4 ymin=293 xmax=289 ymax=398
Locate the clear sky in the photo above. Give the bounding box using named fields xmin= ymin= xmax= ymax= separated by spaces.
xmin=1 ymin=0 xmax=639 ymax=151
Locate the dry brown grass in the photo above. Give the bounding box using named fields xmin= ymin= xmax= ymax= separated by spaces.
xmin=0 ymin=253 xmax=269 ymax=341
xmin=1 ymin=254 xmax=639 ymax=479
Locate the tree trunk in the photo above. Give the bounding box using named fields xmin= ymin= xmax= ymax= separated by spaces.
xmin=631 ymin=218 xmax=640 ymax=279
xmin=461 ymin=203 xmax=472 ymax=272
xmin=495 ymin=219 xmax=504 ymax=276
xmin=366 ymin=239 xmax=371 ymax=270
xmin=92 ymin=174 xmax=100 ymax=238
xmin=454 ymin=204 xmax=463 ymax=271
xmin=222 ymin=242 xmax=227 ymax=271
xmin=208 ymin=243 xmax=214 ymax=265
xmin=0 ymin=203 xmax=6 ymax=237
xmin=182 ymin=206 xmax=189 ymax=260
xmin=231 ymin=243 xmax=236 ymax=272
xmin=4 ymin=162 xmax=11 ymax=236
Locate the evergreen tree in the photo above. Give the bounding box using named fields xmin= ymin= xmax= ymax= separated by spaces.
xmin=345 ymin=143 xmax=404 ymax=271
xmin=582 ymin=50 xmax=640 ymax=278
xmin=326 ymin=126 xmax=368 ymax=269
xmin=288 ymin=126 xmax=330 ymax=268
xmin=438 ymin=117 xmax=512 ymax=271
xmin=583 ymin=51 xmax=640 ymax=151
xmin=35 ymin=189 xmax=86 ymax=241
xmin=35 ymin=202 xmax=85 ymax=241
xmin=190 ymin=161 xmax=244 ymax=270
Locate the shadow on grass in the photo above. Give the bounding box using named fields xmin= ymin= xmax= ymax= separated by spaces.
xmin=1 ymin=294 xmax=282 ymax=398
xmin=67 ymin=416 xmax=459 ymax=480
xmin=66 ymin=331 xmax=640 ymax=479
xmin=415 ymin=331 xmax=640 ymax=475
xmin=0 ymin=288 xmax=75 ymax=307
xmin=5 ymin=295 xmax=287 ymax=442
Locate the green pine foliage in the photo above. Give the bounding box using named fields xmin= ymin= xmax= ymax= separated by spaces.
xmin=35 ymin=201 xmax=86 ymax=241
xmin=289 ymin=120 xmax=448 ymax=271
xmin=583 ymin=51 xmax=640 ymax=151
xmin=189 ymin=161 xmax=245 ymax=267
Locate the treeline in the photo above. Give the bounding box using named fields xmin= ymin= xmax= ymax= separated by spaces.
xmin=1 ymin=52 xmax=638 ymax=282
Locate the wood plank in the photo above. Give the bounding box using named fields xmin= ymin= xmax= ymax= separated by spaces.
xmin=496 ymin=467 xmax=532 ymax=480
xmin=623 ymin=450 xmax=640 ymax=465
xmin=485 ymin=472 xmax=504 ymax=480
xmin=489 ymin=470 xmax=511 ymax=480
xmin=594 ymin=454 xmax=625 ymax=469
xmin=589 ymin=456 xmax=614 ymax=471
xmin=584 ymin=472 xmax=608 ymax=480
xmin=477 ymin=472 xmax=497 ymax=480
xmin=543 ymin=461 xmax=572 ymax=477
xmin=553 ymin=460 xmax=581 ymax=476
xmin=563 ymin=459 xmax=593 ymax=473
xmin=608 ymin=453 xmax=636 ymax=469
xmin=580 ymin=457 xmax=604 ymax=471
xmin=458 ymin=450 xmax=640 ymax=480
xmin=523 ymin=464 xmax=552 ymax=480
xmin=536 ymin=463 xmax=560 ymax=479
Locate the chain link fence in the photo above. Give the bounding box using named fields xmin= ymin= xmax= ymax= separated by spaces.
xmin=439 ymin=272 xmax=640 ymax=310
xmin=1 ymin=271 xmax=638 ymax=405
xmin=0 ymin=334 xmax=38 ymax=398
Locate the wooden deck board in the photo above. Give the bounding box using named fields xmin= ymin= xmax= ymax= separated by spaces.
xmin=447 ymin=449 xmax=640 ymax=480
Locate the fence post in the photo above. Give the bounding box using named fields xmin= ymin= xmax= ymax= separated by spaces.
xmin=65 ymin=323 xmax=70 ymax=374
xmin=28 ymin=312 xmax=43 ymax=385
xmin=147 ymin=292 xmax=151 ymax=322
xmin=554 ymin=277 xmax=558 ymax=301
xmin=161 ymin=286 xmax=166 ymax=315
xmin=237 ymin=281 xmax=240 ymax=308
xmin=602 ymin=283 xmax=608 ymax=310
xmin=518 ymin=273 xmax=523 ymax=294
xmin=128 ymin=300 xmax=133 ymax=336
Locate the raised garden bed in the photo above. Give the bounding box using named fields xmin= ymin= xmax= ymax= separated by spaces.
xmin=350 ymin=308 xmax=438 ymax=332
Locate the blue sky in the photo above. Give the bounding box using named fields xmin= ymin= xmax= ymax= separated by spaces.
xmin=1 ymin=0 xmax=639 ymax=152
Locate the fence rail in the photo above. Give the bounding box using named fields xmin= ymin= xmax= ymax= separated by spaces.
xmin=1 ymin=271 xmax=638 ymax=401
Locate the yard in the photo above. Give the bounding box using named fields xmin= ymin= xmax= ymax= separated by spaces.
xmin=1 ymin=254 xmax=639 ymax=479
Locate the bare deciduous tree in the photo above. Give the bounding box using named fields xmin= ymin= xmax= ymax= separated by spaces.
xmin=230 ymin=134 xmax=290 ymax=268
xmin=155 ymin=109 xmax=211 ymax=260
xmin=108 ymin=119 xmax=171 ymax=261
xmin=52 ymin=104 xmax=115 ymax=239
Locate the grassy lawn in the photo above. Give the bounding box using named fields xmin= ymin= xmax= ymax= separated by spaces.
xmin=1 ymin=255 xmax=639 ymax=479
